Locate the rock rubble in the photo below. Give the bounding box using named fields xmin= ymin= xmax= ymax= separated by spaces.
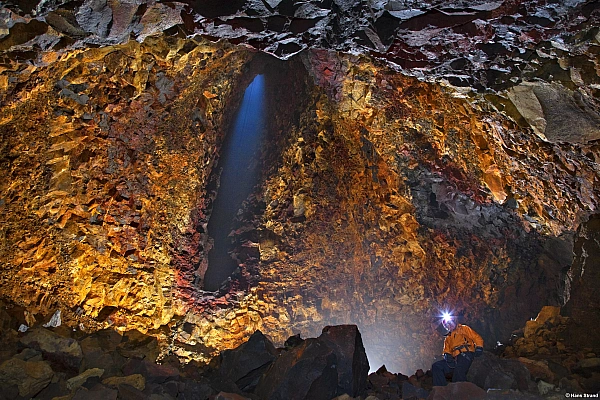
xmin=1 ymin=318 xmax=596 ymax=400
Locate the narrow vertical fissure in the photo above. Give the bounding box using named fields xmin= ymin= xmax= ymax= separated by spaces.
xmin=204 ymin=74 xmax=266 ymax=291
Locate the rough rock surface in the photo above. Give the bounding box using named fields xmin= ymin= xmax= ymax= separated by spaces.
xmin=255 ymin=337 xmax=339 ymax=400
xmin=467 ymin=352 xmax=533 ymax=392
xmin=216 ymin=329 xmax=278 ymax=392
xmin=318 ymin=325 xmax=370 ymax=396
xmin=0 ymin=357 xmax=54 ymax=398
xmin=0 ymin=0 xmax=599 ymax=376
xmin=427 ymin=381 xmax=487 ymax=400
xmin=0 ymin=320 xmax=597 ymax=399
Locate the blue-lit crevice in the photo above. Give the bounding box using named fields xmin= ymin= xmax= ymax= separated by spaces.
xmin=204 ymin=74 xmax=266 ymax=291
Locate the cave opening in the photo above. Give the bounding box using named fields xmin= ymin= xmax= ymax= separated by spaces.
xmin=204 ymin=74 xmax=267 ymax=291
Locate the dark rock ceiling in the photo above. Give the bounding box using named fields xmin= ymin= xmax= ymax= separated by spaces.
xmin=2 ymin=0 xmax=599 ymax=90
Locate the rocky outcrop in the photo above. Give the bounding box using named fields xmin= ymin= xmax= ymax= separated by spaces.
xmin=467 ymin=353 xmax=533 ymax=392
xmin=3 ymin=322 xmax=584 ymax=400
xmin=0 ymin=324 xmax=372 ymax=400
xmin=255 ymin=337 xmax=339 ymax=400
xmin=216 ymin=330 xmax=278 ymax=392
xmin=318 ymin=325 xmax=370 ymax=397
xmin=502 ymin=305 xmax=600 ymax=395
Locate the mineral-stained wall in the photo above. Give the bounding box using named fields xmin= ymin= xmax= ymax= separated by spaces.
xmin=1 ymin=0 xmax=600 ymax=374
xmin=0 ymin=36 xmax=252 ymax=331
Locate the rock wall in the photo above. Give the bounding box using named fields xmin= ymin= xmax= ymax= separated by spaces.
xmin=0 ymin=37 xmax=252 ymax=332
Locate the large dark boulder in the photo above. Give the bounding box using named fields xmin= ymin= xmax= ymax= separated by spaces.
xmin=217 ymin=330 xmax=278 ymax=392
xmin=467 ymin=352 xmax=533 ymax=392
xmin=0 ymin=358 xmax=54 ymax=398
xmin=254 ymin=338 xmax=338 ymax=400
xmin=19 ymin=328 xmax=83 ymax=372
xmin=317 ymin=325 xmax=370 ymax=397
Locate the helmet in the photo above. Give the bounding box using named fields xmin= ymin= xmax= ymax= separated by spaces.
xmin=442 ymin=314 xmax=456 ymax=332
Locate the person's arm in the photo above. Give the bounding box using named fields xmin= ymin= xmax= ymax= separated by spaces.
xmin=464 ymin=325 xmax=484 ymax=348
xmin=463 ymin=325 xmax=484 ymax=356
xmin=442 ymin=336 xmax=452 ymax=355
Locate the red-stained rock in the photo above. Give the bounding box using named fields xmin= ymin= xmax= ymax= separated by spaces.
xmin=517 ymin=358 xmax=555 ymax=383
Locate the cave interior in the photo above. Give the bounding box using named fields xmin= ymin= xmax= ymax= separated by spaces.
xmin=0 ymin=0 xmax=599 ymax=388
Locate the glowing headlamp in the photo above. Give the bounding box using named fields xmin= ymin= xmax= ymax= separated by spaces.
xmin=442 ymin=312 xmax=452 ymax=323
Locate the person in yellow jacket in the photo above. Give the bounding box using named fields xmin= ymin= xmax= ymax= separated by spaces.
xmin=432 ymin=315 xmax=484 ymax=386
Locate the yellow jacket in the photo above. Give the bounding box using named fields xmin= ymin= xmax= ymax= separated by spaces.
xmin=443 ymin=324 xmax=484 ymax=357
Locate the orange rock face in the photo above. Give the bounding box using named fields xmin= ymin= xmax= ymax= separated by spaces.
xmin=1 ymin=36 xmax=599 ymax=374
xmin=0 ymin=37 xmax=250 ymax=331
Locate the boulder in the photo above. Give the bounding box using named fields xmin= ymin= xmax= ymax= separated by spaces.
xmin=32 ymin=381 xmax=71 ymax=399
xmin=535 ymin=306 xmax=561 ymax=324
xmin=426 ymin=381 xmax=486 ymax=400
xmin=255 ymin=338 xmax=338 ymax=400
xmin=0 ymin=357 xmax=54 ymax=398
xmin=122 ymin=358 xmax=179 ymax=383
xmin=517 ymin=358 xmax=555 ymax=382
xmin=71 ymin=384 xmax=118 ymax=400
xmin=80 ymin=332 xmax=127 ymax=375
xmin=559 ymin=376 xmax=584 ymax=392
xmin=67 ymin=368 xmax=105 ymax=390
xmin=116 ymin=384 xmax=146 ymax=400
xmin=402 ymin=381 xmax=430 ymax=399
xmin=179 ymin=379 xmax=217 ymax=400
xmin=581 ymin=372 xmax=600 ymax=392
xmin=217 ymin=329 xmax=278 ymax=392
xmin=318 ymin=325 xmax=370 ymax=397
xmin=537 ymin=380 xmax=555 ymax=395
xmin=20 ymin=327 xmax=83 ymax=371
xmin=102 ymin=374 xmax=146 ymax=391
xmin=574 ymin=357 xmax=600 ymax=372
xmin=368 ymin=371 xmax=390 ymax=388
xmin=467 ymin=352 xmax=531 ymax=391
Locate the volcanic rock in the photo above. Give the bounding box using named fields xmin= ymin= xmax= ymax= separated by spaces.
xmin=71 ymin=384 xmax=118 ymax=400
xmin=426 ymin=381 xmax=486 ymax=400
xmin=216 ymin=329 xmax=278 ymax=392
xmin=402 ymin=381 xmax=430 ymax=399
xmin=318 ymin=324 xmax=370 ymax=396
xmin=254 ymin=338 xmax=338 ymax=400
xmin=122 ymin=358 xmax=179 ymax=384
xmin=66 ymin=367 xmax=105 ymax=390
xmin=102 ymin=373 xmax=146 ymax=391
xmin=467 ymin=352 xmax=533 ymax=392
xmin=517 ymin=358 xmax=555 ymax=383
xmin=19 ymin=327 xmax=83 ymax=371
xmin=1 ymin=0 xmax=600 ymax=381
xmin=0 ymin=357 xmax=54 ymax=398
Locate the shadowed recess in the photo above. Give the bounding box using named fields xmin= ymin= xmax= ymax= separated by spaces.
xmin=204 ymin=74 xmax=266 ymax=291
